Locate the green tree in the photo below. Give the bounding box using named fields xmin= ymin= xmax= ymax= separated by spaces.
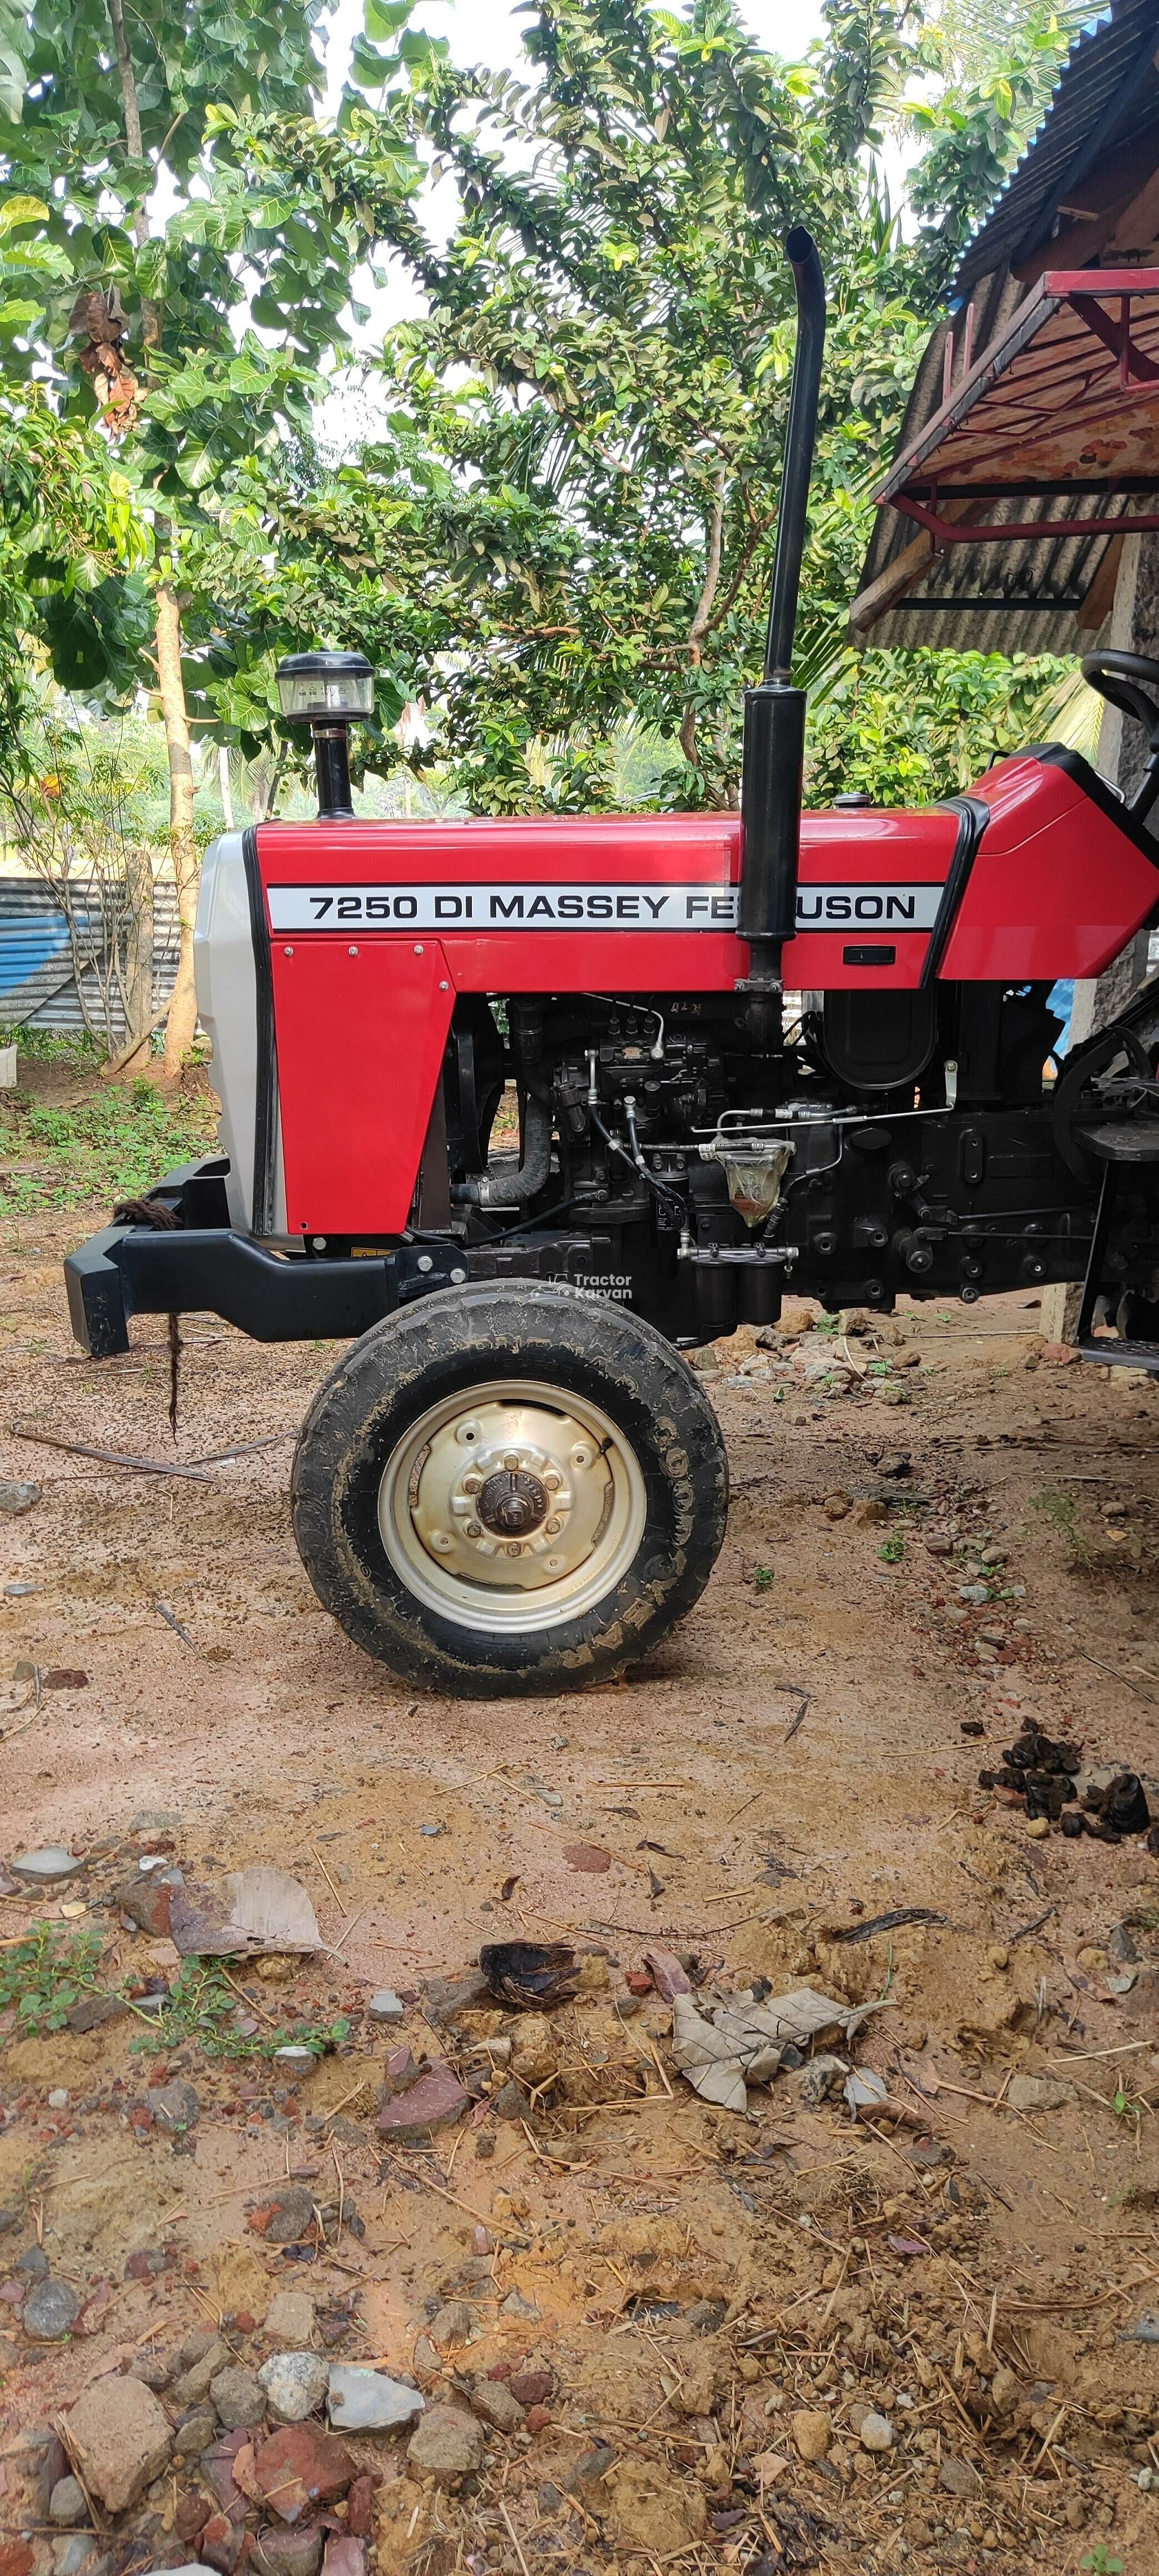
xmin=0 ymin=0 xmax=421 ymax=1062
xmin=222 ymin=0 xmax=1076 ymax=818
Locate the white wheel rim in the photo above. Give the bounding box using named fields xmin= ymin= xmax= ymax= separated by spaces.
xmin=376 ymin=1377 xmax=647 ymax=1636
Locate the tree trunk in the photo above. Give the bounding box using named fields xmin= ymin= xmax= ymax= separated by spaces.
xmin=107 ymin=0 xmax=163 ymax=1071
xmin=118 ymin=839 xmax=155 ymax=1070
xmin=155 ymin=565 xmax=199 ymax=1079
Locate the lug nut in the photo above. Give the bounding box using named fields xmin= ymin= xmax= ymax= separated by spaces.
xmin=465 ymin=1521 xmax=482 ymax=1538
xmin=505 ymin=1542 xmax=522 ymax=1557
xmin=502 ymin=1452 xmax=521 ymax=1471
xmin=543 ymin=1470 xmax=562 ymax=1491
xmin=462 ymin=1475 xmax=481 ymax=1493
xmin=545 ymin=1517 xmax=562 ymax=1535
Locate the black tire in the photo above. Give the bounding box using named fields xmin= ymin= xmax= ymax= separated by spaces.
xmin=291 ymin=1280 xmax=728 ymax=1697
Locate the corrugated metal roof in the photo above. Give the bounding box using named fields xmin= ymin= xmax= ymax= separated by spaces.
xmin=952 ymin=0 xmax=1159 ymax=302
xmin=851 ymin=0 xmax=1159 ymax=648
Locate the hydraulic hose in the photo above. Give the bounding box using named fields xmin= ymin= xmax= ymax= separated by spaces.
xmin=451 ymin=1093 xmax=553 ymax=1208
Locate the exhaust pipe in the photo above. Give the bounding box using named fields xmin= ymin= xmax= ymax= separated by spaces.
xmin=738 ymin=227 xmax=826 ymax=992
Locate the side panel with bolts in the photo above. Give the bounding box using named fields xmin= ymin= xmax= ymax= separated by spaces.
xmin=269 ymin=936 xmax=457 ymax=1235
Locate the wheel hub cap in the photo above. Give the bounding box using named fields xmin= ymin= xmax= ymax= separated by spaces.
xmin=477 ymin=1468 xmax=549 ymax=1537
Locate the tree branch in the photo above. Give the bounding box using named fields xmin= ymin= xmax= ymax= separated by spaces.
xmin=680 ymin=465 xmax=726 ymax=764
xmin=106 ymin=0 xmax=160 ymax=348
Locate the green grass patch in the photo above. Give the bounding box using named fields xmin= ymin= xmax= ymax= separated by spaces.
xmin=0 ymin=1926 xmax=351 ymax=2065
xmin=0 ymin=1923 xmax=108 ymax=2035
xmin=0 ymin=1071 xmax=217 ymax=1214
xmin=128 ymin=1958 xmax=351 ymax=2064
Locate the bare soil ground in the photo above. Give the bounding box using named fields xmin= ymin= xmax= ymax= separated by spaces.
xmin=2 ymin=1093 xmax=1159 ymax=2576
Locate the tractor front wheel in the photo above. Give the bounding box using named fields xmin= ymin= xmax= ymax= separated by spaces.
xmin=291 ymin=1281 xmax=728 ymax=1696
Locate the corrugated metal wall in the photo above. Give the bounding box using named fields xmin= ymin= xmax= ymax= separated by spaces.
xmin=0 ymin=876 xmax=180 ymax=1040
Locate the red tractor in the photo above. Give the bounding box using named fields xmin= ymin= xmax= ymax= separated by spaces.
xmin=66 ymin=230 xmax=1159 ymax=1694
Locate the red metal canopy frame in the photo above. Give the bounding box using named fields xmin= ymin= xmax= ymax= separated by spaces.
xmin=875 ymin=270 xmax=1159 ymax=550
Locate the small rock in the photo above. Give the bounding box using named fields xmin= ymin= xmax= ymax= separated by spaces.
xmin=0 ymin=1477 xmax=40 ymax=1513
xmin=377 ymin=2064 xmax=468 ymax=2140
xmin=201 ymin=2509 xmax=246 ymax=2574
xmin=264 ymin=2292 xmax=316 ymax=2344
xmin=939 ymin=2456 xmax=982 ymax=2498
xmin=322 ymin=2540 xmax=364 ymax=2576
xmin=791 ymin=2411 xmax=830 ymax=2463
xmin=850 ymin=1497 xmax=887 ymax=1525
xmin=112 ymin=1869 xmax=184 ymax=1938
xmin=50 ymin=2544 xmax=93 ymax=2576
xmin=1006 ymin=2074 xmax=1076 ymax=2112
xmin=1026 ymin=1817 xmax=1050 ymax=1839
xmin=406 ymin=2403 xmax=485 ymax=2483
xmin=63 ymin=2376 xmax=172 ymax=2512
xmin=147 ymin=2077 xmax=199 ymax=2132
xmin=248 ymin=2188 xmax=315 ymax=2246
xmin=259 ymin=2353 xmax=331 ymax=2424
xmin=252 ymin=2424 xmax=357 ymax=2524
xmin=346 ymin=2476 xmax=374 ymax=2538
xmin=491 ymin=2080 xmax=525 ymax=2120
xmin=11 ymin=1847 xmax=83 ymax=1884
xmin=566 ymin=2446 xmax=617 ymax=2494
xmin=508 ymin=2370 xmax=554 ymax=2408
xmin=327 ymin=2365 xmax=424 ymax=2432
xmin=172 ymin=2337 xmax=230 ymax=2404
xmin=209 ymin=2366 xmax=266 ymax=2431
xmin=24 ymin=2279 xmax=80 ymax=2342
xmin=471 ymin=2379 xmax=526 ymax=2433
xmin=367 ymin=1991 xmax=405 ymax=2023
xmin=201 ymin=2430 xmax=255 ymax=2513
xmin=422 ymin=1969 xmax=490 ymax=2025
xmin=500 ymin=2288 xmax=541 ymax=2321
xmin=172 ymin=2411 xmax=217 ymax=2458
xmin=798 ymin=2053 xmax=848 ymax=2107
xmin=822 ymin=1491 xmax=850 ymax=1520
xmin=429 ymin=2301 xmax=472 ymax=2352
xmin=412 ymin=2335 xmax=443 ymax=2383
xmin=859 ymin=2412 xmax=893 ymax=2452
xmin=47 ymin=2480 xmax=86 ymax=2529
xmin=253 ymin=2527 xmax=325 ymax=2576
xmin=16 ymin=2245 xmax=49 ymax=2276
